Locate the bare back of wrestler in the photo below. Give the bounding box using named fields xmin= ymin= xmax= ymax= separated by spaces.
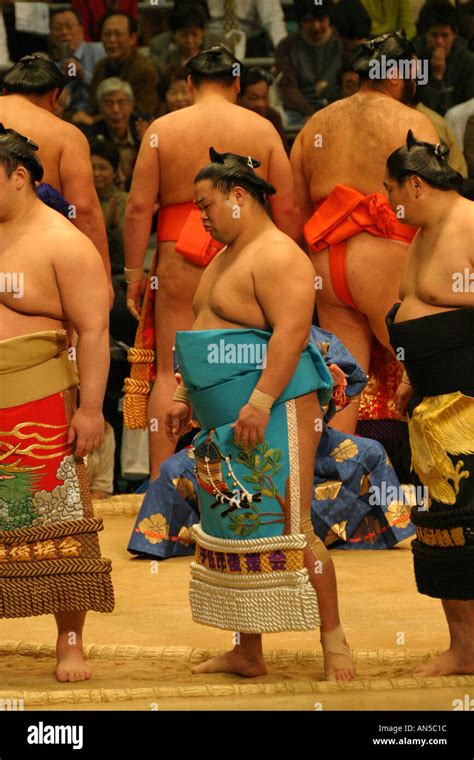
xmin=125 ymin=49 xmax=301 ymax=479
xmin=0 ymin=142 xmax=109 ymax=683
xmin=165 ymin=156 xmax=355 ymax=681
xmin=290 ymin=34 xmax=439 ymax=431
xmin=0 ymin=57 xmax=111 ymax=286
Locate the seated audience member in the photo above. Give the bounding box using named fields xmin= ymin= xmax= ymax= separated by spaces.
xmin=275 ymin=0 xmax=343 ymax=126
xmin=90 ymin=138 xmax=128 ymax=273
xmin=49 ymin=8 xmax=105 ymax=118
xmin=157 ymin=66 xmax=194 ymax=114
xmin=445 ymin=97 xmax=474 ymax=147
xmin=71 ymin=0 xmax=138 ymax=43
xmin=329 ymin=0 xmax=371 ymax=54
xmin=149 ymin=3 xmax=223 ymax=79
xmin=458 ymin=0 xmax=474 ymax=50
xmin=360 ymin=0 xmax=416 ymax=39
xmin=413 ymin=4 xmax=474 ymax=114
xmin=89 ymin=11 xmax=159 ymax=117
xmin=206 ymin=0 xmax=287 ymax=56
xmin=85 ymin=78 xmax=142 ymax=190
xmin=411 ymin=85 xmax=468 ymax=177
xmin=237 ymin=66 xmax=289 ymax=152
xmin=85 ymin=421 xmax=116 ymax=500
xmin=464 ymin=113 xmax=474 ymax=175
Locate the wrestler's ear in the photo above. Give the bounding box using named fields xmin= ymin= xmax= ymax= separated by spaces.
xmin=409 ymin=173 xmax=423 ymax=197
xmin=232 ymin=75 xmax=240 ymax=96
xmin=187 ymin=74 xmax=194 ymax=94
xmin=232 ymin=185 xmax=246 ymax=205
xmin=49 ymin=87 xmax=60 ymax=110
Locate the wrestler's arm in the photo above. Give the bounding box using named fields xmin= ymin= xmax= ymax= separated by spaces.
xmin=124 ymin=120 xmax=160 ymax=269
xmin=54 ymin=231 xmax=110 ymax=457
xmin=289 ymin=132 xmax=314 ymax=226
xmin=267 ymin=129 xmax=304 ymax=243
xmin=59 ymin=127 xmax=112 ymax=282
xmin=253 ymin=242 xmax=315 ymax=397
xmin=231 ymin=242 xmax=315 ymax=447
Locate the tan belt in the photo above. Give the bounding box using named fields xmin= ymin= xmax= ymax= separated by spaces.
xmin=0 ymin=330 xmax=79 ymax=408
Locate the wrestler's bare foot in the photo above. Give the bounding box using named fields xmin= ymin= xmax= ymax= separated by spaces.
xmin=55 ymin=636 xmax=91 ymax=683
xmin=192 ymin=648 xmax=267 ymax=677
xmin=321 ymin=626 xmax=356 ymax=682
xmin=413 ymin=648 xmax=474 ymax=678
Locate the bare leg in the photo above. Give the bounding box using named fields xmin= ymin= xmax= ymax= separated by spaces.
xmin=191 ymin=633 xmax=267 ymax=677
xmin=54 ymin=611 xmax=90 ymax=682
xmin=148 ymin=243 xmax=203 ymax=480
xmin=295 ymin=392 xmax=355 ymax=681
xmin=311 ymin=234 xmax=409 ymax=434
xmin=414 ymin=599 xmax=474 ymax=676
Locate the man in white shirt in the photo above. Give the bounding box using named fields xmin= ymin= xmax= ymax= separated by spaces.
xmin=206 ymin=0 xmax=287 ymax=55
xmin=445 ymin=98 xmax=474 ymax=151
xmin=0 ymin=7 xmax=11 ymax=68
xmin=50 ymin=8 xmax=105 ymax=113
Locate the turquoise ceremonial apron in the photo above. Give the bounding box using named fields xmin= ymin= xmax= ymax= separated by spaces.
xmin=175 ymin=328 xmax=332 ymax=540
xmin=174 ymin=329 xmax=332 ymax=633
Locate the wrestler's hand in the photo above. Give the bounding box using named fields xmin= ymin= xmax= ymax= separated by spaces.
xmin=231 ymin=403 xmax=269 ymax=449
xmin=328 ymin=363 xmax=347 ymax=386
xmin=126 ymin=277 xmax=147 ymax=320
xmin=394 ymin=381 xmax=414 ymax=418
xmin=165 ymin=402 xmax=193 ymax=442
xmin=68 ymin=408 xmax=105 ymax=459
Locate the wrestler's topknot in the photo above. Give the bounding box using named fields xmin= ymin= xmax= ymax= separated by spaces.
xmin=0 ymin=124 xmax=44 ymax=185
xmin=194 ymin=147 xmax=276 ymax=207
xmin=386 ymin=130 xmax=463 ymax=191
xmin=187 ymin=46 xmax=240 ymax=88
xmin=350 ymin=30 xmax=416 ymax=81
xmin=2 ymin=54 xmax=68 ymax=95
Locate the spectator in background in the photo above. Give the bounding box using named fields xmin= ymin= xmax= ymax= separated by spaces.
xmin=157 ymin=66 xmax=194 ymax=114
xmin=237 ymin=66 xmax=289 ymax=152
xmin=49 ymin=9 xmax=105 ymax=117
xmin=360 ymin=0 xmax=416 ymax=39
xmin=90 ymin=138 xmax=128 ymax=274
xmin=71 ymin=0 xmax=138 ymax=42
xmin=412 ymin=4 xmax=474 ymax=114
xmin=411 ymin=85 xmax=468 ymax=177
xmin=464 ymin=113 xmax=474 ymax=175
xmin=89 ymin=11 xmax=159 ymax=116
xmin=206 ymin=0 xmax=287 ymax=56
xmin=458 ymin=1 xmax=474 ymax=51
xmin=445 ymin=97 xmax=474 ymax=148
xmin=84 ymin=78 xmax=143 ymax=190
xmin=149 ymin=3 xmax=224 ymax=81
xmin=329 ymin=0 xmax=371 ymax=55
xmin=275 ymin=0 xmax=342 ymax=126
xmin=85 ymin=421 xmax=116 ymax=500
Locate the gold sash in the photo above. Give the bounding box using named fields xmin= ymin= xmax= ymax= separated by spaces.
xmin=0 ymin=330 xmax=79 ymax=408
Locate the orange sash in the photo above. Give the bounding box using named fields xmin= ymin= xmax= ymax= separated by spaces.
xmin=123 ymin=202 xmax=223 ymax=428
xmin=157 ymin=202 xmax=224 ymax=266
xmin=304 ymin=184 xmax=416 ymax=310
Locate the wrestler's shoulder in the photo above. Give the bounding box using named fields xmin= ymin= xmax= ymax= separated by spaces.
xmin=39 ymin=213 xmax=100 ymax=257
xmin=252 ymin=232 xmax=312 ymax=270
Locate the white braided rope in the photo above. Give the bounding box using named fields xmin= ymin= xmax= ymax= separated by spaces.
xmin=190 ymin=524 xmax=307 ymax=552
xmin=189 ymin=576 xmax=320 ymax=633
xmin=190 ymin=562 xmax=311 ymax=589
xmin=286 ymin=398 xmax=301 ymax=533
